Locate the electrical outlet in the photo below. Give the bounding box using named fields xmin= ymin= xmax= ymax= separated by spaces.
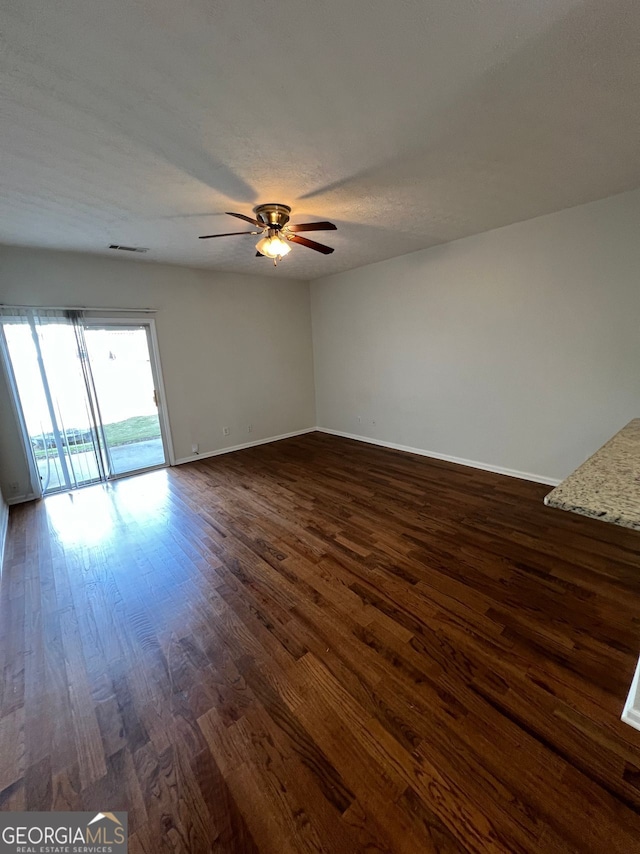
xmin=223 ymin=427 xmax=230 ymax=437
xmin=191 ymin=443 xmax=199 ymax=454
xmin=8 ymin=481 xmax=19 ymax=493
xmin=248 ymin=424 xmax=253 ymax=433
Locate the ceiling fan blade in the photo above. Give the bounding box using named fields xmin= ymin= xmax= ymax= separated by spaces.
xmin=198 ymin=231 xmax=258 ymax=239
xmin=226 ymin=211 xmax=263 ymax=227
xmin=288 ymin=234 xmax=334 ymax=254
xmin=287 ymin=221 xmax=337 ymax=233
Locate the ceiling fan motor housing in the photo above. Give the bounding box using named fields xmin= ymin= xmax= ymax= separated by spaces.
xmin=254 ymin=203 xmax=291 ymax=229
xmin=198 ymin=207 xmax=335 ymax=255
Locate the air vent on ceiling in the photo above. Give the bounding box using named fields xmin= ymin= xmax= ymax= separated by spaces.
xmin=108 ymin=244 xmax=148 ymax=253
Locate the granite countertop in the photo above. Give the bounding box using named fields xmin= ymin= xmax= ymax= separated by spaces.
xmin=544 ymin=419 xmax=640 ymax=530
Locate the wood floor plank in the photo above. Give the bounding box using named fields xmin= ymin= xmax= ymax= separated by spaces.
xmin=228 ymin=703 xmax=352 ymax=853
xmin=0 ymin=706 xmax=25 ymax=793
xmin=191 ymin=745 xmax=259 ymax=854
xmin=3 ymin=432 xmax=640 ymax=852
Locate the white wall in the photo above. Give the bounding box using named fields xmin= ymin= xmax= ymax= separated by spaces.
xmin=3 ymin=188 xmax=639 ymax=497
xmin=0 ymin=246 xmax=315 ymax=500
xmin=0 ymin=356 xmax=32 ymax=501
xmin=311 ymin=189 xmax=640 ymax=483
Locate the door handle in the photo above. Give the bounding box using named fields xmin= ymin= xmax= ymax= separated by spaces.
xmin=153 ymin=389 xmax=159 ymax=407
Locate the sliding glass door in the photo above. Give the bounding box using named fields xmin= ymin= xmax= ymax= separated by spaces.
xmin=0 ymin=310 xmax=170 ymax=495
xmin=82 ymin=322 xmax=166 ymax=476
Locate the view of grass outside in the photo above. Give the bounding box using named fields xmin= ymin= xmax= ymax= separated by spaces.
xmin=32 ymin=415 xmax=161 ymax=459
xmin=104 ymin=415 xmax=161 ymax=445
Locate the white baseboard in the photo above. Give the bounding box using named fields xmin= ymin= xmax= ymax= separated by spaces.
xmin=6 ymin=492 xmax=38 ymax=505
xmin=622 ymin=657 xmax=640 ymax=733
xmin=316 ymin=427 xmax=561 ymax=487
xmin=174 ymin=427 xmax=317 ymax=466
xmin=0 ymin=502 xmax=8 ymax=572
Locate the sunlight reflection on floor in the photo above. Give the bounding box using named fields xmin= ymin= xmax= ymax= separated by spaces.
xmin=44 ymin=469 xmax=170 ymax=546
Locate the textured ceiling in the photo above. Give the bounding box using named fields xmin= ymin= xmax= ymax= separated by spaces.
xmin=2 ymin=0 xmax=640 ymax=279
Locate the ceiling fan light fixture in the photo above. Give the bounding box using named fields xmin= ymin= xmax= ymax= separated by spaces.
xmin=256 ymin=234 xmax=291 ymax=259
xmin=199 ymin=206 xmax=336 ymax=260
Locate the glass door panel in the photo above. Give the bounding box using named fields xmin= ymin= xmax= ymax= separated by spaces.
xmin=82 ymin=324 xmax=166 ymax=476
xmin=3 ymin=319 xmax=105 ymax=494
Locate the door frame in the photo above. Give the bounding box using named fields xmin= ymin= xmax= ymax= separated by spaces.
xmin=0 ymin=312 xmax=175 ymax=499
xmin=82 ymin=315 xmax=176 ymax=474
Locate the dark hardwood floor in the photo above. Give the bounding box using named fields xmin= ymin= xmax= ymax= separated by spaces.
xmin=2 ymin=432 xmax=640 ymax=852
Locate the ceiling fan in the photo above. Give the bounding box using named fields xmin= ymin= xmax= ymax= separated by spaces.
xmin=199 ymin=204 xmax=336 ymax=265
